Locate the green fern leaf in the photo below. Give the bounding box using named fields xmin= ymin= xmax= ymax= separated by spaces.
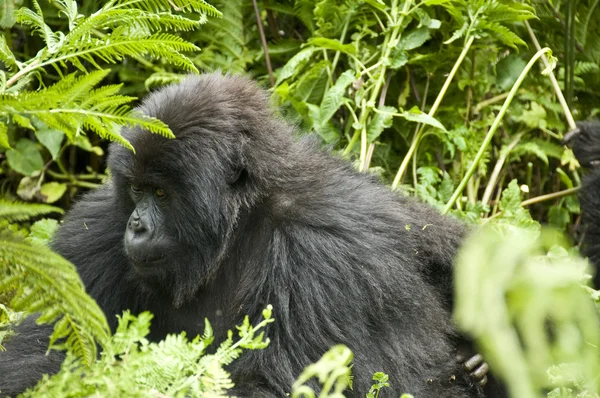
xmin=0 ymin=200 xmax=63 ymax=222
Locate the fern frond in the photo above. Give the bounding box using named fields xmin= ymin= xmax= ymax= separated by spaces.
xmin=5 ymin=0 xmax=219 ymax=91
xmin=108 ymin=0 xmax=220 ymax=17
xmin=0 ymin=200 xmax=63 ymax=222
xmin=14 ymin=0 xmax=64 ymax=52
xmin=574 ymin=61 xmax=600 ymax=75
xmin=48 ymin=32 xmax=199 ymax=73
xmin=0 ymin=232 xmax=110 ymax=364
xmin=486 ymin=2 xmax=536 ymax=22
xmin=0 ymin=36 xmax=17 ymax=71
xmin=193 ymin=0 xmax=256 ymax=73
xmin=0 ymin=70 xmax=174 ymax=150
xmin=479 ymin=20 xmax=526 ymax=49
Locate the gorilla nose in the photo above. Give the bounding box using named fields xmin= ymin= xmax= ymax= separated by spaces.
xmin=130 ymin=218 xmax=146 ymax=234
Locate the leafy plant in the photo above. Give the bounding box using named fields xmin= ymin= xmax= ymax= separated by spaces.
xmin=0 ymin=0 xmax=219 ymax=204
xmin=0 ymin=199 xmax=110 ymax=365
xmin=455 ymin=224 xmax=600 ymax=398
xmin=22 ymin=306 xmax=274 ymax=397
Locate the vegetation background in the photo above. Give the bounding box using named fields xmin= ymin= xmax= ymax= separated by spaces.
xmin=0 ymin=0 xmax=599 ymax=397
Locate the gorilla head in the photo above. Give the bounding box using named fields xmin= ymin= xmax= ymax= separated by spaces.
xmin=108 ymin=74 xmax=292 ymax=306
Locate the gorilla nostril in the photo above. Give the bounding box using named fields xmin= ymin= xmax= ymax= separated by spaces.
xmin=130 ymin=218 xmax=146 ymax=234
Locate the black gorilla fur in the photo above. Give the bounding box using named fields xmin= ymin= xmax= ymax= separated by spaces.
xmin=1 ymin=74 xmax=493 ymax=397
xmin=565 ymin=121 xmax=600 ymax=287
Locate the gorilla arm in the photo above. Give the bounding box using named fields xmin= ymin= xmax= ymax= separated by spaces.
xmin=0 ymin=319 xmax=62 ymax=396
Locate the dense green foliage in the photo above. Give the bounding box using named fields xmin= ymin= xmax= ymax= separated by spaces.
xmin=23 ymin=308 xmax=274 ymax=397
xmin=0 ymin=0 xmax=600 ymax=397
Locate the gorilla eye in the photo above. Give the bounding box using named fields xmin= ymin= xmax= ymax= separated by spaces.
xmin=131 ymin=185 xmax=142 ymax=194
xmin=154 ymin=188 xmax=166 ymax=198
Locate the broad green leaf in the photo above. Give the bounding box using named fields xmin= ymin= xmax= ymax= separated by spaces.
xmin=307 ymin=103 xmax=340 ymax=144
xmin=565 ymin=195 xmax=580 ymax=214
xmin=293 ymin=60 xmax=330 ymax=103
xmin=73 ymin=134 xmax=103 ymax=156
xmin=28 ymin=219 xmax=59 ymax=246
xmin=363 ymin=0 xmax=386 ymax=11
xmin=367 ymin=106 xmax=397 ymax=141
xmin=398 ymin=27 xmax=432 ymax=51
xmin=548 ymin=205 xmax=570 ymax=230
xmin=40 ymin=182 xmax=67 ymax=203
xmin=398 ymin=107 xmax=447 ymax=132
xmin=6 ymin=138 xmax=44 ymax=176
xmin=16 ymin=176 xmax=38 ymax=200
xmin=390 ymin=50 xmax=408 ymax=70
xmin=307 ymin=37 xmax=356 ymax=55
xmin=35 ymin=122 xmax=64 ymax=160
xmin=319 ymin=70 xmax=355 ymax=123
xmin=275 ymin=47 xmax=316 ymax=85
xmin=496 ymin=54 xmax=527 ymax=91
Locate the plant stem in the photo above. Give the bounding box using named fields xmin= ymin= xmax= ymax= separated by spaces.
xmin=520 ymin=187 xmax=579 ymax=207
xmin=391 ymin=35 xmax=475 ymax=190
xmin=342 ymin=0 xmax=413 ymax=164
xmin=331 ymin=12 xmax=353 ymax=74
xmin=6 ymin=60 xmax=40 ymax=88
xmin=252 ymin=0 xmax=274 ymax=86
xmin=442 ymin=47 xmax=553 ymax=215
xmin=481 ymin=132 xmax=524 ymax=208
xmin=524 ymin=20 xmax=576 ymax=130
xmin=473 ymin=92 xmax=511 ymax=114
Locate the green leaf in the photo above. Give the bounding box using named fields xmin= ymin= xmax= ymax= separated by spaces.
xmin=398 ymin=106 xmax=447 ymax=132
xmin=16 ymin=176 xmax=38 ymax=201
xmin=11 ymin=114 xmax=35 ymax=130
xmin=27 ymin=219 xmax=59 ymax=246
xmin=307 ymin=37 xmax=356 ymax=55
xmin=398 ymin=27 xmax=432 ymax=51
xmin=499 ymin=179 xmax=523 ymax=213
xmin=73 ymin=134 xmax=103 ymax=156
xmin=548 ymin=205 xmax=570 ymax=229
xmin=40 ymin=182 xmax=67 ymax=203
xmin=319 ymin=70 xmax=355 ymax=123
xmin=389 ymin=50 xmax=408 ymax=70
xmin=363 ymin=0 xmax=386 ymax=11
xmin=0 ymin=35 xmax=17 ymax=70
xmin=307 ymin=103 xmax=340 ymax=144
xmin=0 ymin=199 xmax=63 ymax=221
xmin=496 ymin=54 xmax=527 ymax=91
xmin=293 ymin=60 xmax=330 ymax=103
xmin=275 ymin=47 xmax=316 ymax=86
xmin=6 ymin=138 xmax=44 ymax=176
xmin=514 ymin=102 xmax=547 ymax=129
xmin=0 ymin=122 xmax=9 ymax=148
xmin=35 ymin=122 xmax=64 ymax=160
xmin=367 ymin=106 xmax=397 ymax=141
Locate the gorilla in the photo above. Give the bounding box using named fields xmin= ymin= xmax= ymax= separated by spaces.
xmin=564 ymin=121 xmax=600 ymax=287
xmin=0 ymin=74 xmax=494 ymax=397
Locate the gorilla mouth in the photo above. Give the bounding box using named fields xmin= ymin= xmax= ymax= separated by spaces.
xmin=127 ymin=254 xmax=166 ymax=270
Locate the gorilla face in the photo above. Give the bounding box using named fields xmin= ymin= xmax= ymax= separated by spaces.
xmin=109 ymin=135 xmax=243 ymax=305
xmin=123 ymin=181 xmax=172 ymax=270
xmin=105 ymin=83 xmax=262 ymax=305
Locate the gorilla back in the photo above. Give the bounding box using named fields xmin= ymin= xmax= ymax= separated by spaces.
xmin=1 ymin=74 xmax=480 ymax=397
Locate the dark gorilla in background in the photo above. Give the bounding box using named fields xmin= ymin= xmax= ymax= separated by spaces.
xmin=0 ymin=74 xmax=494 ymax=397
xmin=565 ymin=121 xmax=600 ymax=287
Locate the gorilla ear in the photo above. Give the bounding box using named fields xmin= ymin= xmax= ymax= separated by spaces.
xmin=227 ymin=166 xmax=248 ymax=185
